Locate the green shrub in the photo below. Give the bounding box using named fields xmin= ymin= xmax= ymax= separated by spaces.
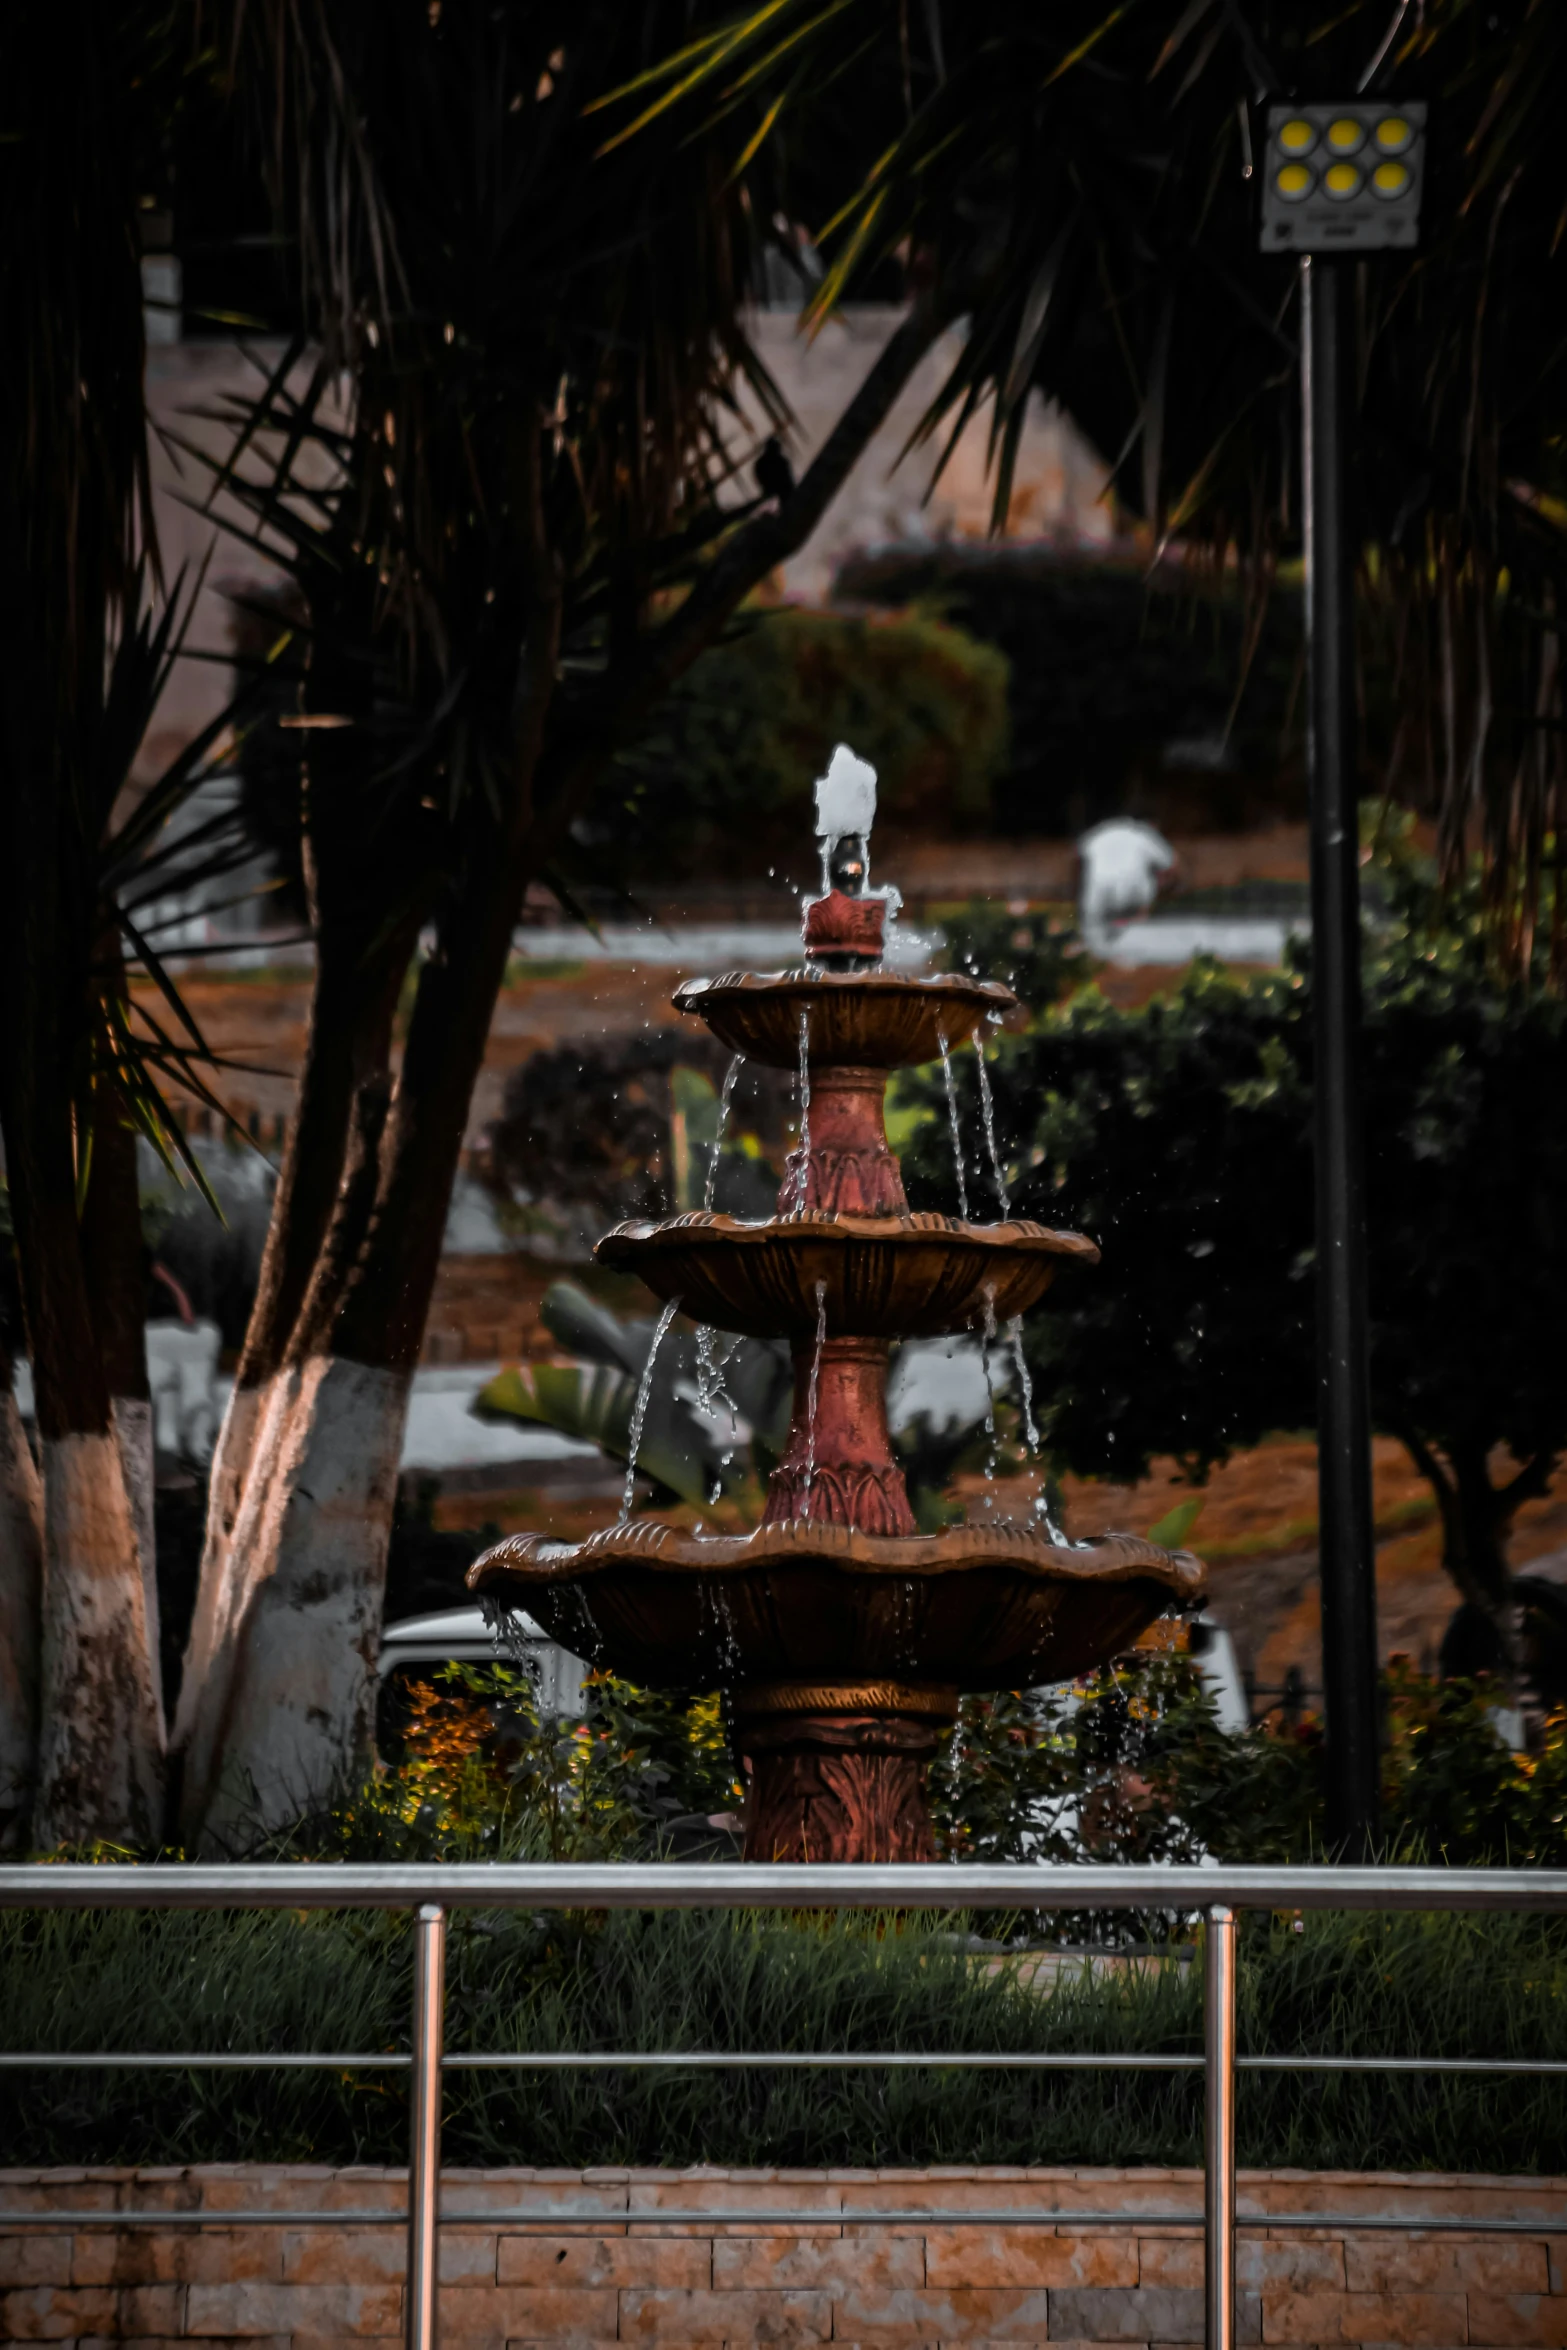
xmin=5 ymin=1899 xmax=1567 ymax=2174
xmin=610 ymin=603 xmax=1009 ymax=879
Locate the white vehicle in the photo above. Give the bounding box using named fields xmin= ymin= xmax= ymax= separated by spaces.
xmin=378 ymin=1604 xmax=587 ymax=1717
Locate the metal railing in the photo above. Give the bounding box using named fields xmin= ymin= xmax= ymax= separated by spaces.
xmin=3 ymin=1860 xmax=1567 ymax=2350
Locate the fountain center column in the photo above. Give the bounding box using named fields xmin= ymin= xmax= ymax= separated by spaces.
xmin=762 ymin=1336 xmax=917 ymax=1536
xmin=785 ymin=1065 xmax=906 ymax=1218
xmin=732 ymin=1682 xmax=955 ymax=1863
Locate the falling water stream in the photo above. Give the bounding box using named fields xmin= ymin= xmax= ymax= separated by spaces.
xmin=971 ymin=1029 xmax=1009 ymax=1217
xmin=1009 ymin=1319 xmax=1040 ymax=1453
xmin=971 ymin=1030 xmax=1043 ymax=1465
xmin=801 ymin=1279 xmax=827 ymax=1519
xmin=704 ymin=1053 xmax=745 ymax=1213
xmin=978 ymin=1283 xmax=999 ymax=1504
xmin=936 ymin=1029 xmax=969 ymax=1221
xmin=621 ymin=1296 xmax=681 ymax=1523
xmin=787 ymin=1006 xmax=812 ymax=1213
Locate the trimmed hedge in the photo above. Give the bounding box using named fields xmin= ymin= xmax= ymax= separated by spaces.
xmin=608 ymin=603 xmax=1009 ymax=879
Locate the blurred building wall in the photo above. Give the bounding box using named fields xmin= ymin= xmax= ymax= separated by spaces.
xmin=138 ymin=312 xmax=1112 ymax=771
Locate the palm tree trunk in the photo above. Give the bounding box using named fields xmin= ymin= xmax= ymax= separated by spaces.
xmin=183 ymin=488 xmax=564 ymax=1840
xmin=173 ymin=899 xmax=415 ymax=1803
xmin=6 ymin=1116 xmax=164 ymax=1849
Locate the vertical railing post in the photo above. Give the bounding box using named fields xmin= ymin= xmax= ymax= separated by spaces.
xmin=406 ymin=1903 xmax=447 ymax=2350
xmin=1204 ymin=1904 xmax=1237 ymax=2350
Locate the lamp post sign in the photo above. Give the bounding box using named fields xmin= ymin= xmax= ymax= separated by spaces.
xmin=1260 ymin=95 xmax=1427 ymax=1854
xmin=1260 ymin=102 xmax=1427 ymax=252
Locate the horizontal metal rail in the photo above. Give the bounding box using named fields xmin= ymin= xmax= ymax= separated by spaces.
xmin=4 ymin=2047 xmax=1565 ymax=2074
xmin=4 ymin=1859 xmax=1567 ymax=2350
xmin=3 ymin=1859 xmax=1567 ymax=1910
xmin=2 ymin=2205 xmax=1561 ymax=2236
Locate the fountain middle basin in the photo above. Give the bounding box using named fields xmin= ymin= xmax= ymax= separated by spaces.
xmin=595 ymin=1209 xmax=1096 ymax=1338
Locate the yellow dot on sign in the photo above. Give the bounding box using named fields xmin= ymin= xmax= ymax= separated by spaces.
xmin=1324 ymin=161 xmax=1363 ymax=200
xmin=1326 ymin=116 xmax=1366 ymax=154
xmin=1278 ymin=117 xmax=1316 ymax=155
xmin=1375 ymin=115 xmax=1414 ymax=154
xmin=1276 ymin=162 xmax=1314 ymax=201
xmin=1372 ymin=158 xmax=1412 ymax=199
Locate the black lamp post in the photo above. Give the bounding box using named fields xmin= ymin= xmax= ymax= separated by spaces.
xmin=1258 ymin=98 xmax=1428 ymax=1854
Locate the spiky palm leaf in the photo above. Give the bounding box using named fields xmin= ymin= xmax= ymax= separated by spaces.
xmin=618 ymin=0 xmax=1567 ymax=971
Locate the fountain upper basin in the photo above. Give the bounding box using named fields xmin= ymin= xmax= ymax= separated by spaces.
xmin=674 ymin=969 xmax=1016 ymax=1069
xmin=469 ymin=1517 xmax=1202 ymax=1693
xmin=595 ymin=1211 xmax=1097 ymax=1340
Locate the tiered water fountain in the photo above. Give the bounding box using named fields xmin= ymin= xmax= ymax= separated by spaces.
xmin=470 ymin=749 xmax=1203 ymax=1862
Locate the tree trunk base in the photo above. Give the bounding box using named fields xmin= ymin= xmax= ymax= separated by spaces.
xmin=35 ymin=1430 xmax=164 ymax=1848
xmin=187 ymin=1354 xmax=408 ymax=1851
xmin=735 ymin=1683 xmax=956 ymax=1863
xmin=0 ymin=1391 xmax=42 ymax=1840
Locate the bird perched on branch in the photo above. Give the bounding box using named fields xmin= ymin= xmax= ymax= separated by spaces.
xmin=755 ymin=435 xmax=794 ymax=505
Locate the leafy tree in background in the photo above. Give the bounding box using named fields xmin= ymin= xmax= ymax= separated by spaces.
xmin=902 ymin=846 xmax=1567 ymax=1661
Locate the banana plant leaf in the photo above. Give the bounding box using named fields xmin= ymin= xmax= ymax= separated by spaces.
xmin=540 ymin=1280 xmax=795 ymax=1453
xmin=474 ymin=1361 xmax=721 ymax=1512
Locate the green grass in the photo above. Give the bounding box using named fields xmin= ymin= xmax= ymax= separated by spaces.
xmin=5 ymin=1904 xmax=1566 ymax=2175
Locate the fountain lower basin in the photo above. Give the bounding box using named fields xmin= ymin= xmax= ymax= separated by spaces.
xmin=470 ymin=1517 xmax=1201 ymax=1865
xmin=471 ymin=1518 xmax=1201 ymax=1691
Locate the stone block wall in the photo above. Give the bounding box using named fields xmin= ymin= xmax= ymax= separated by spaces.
xmin=3 ymin=2165 xmax=1565 ymax=2347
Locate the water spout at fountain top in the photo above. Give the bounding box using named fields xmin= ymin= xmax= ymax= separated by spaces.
xmin=803 ymin=742 xmax=901 ymax=969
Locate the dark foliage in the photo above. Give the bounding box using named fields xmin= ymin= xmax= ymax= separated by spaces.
xmin=488 ymin=1034 xmax=789 ymax=1227
xmin=836 ymin=548 xmax=1305 ymax=838
xmin=901 ymin=848 xmax=1567 ymax=1631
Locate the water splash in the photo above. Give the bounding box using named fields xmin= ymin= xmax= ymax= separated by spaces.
xmin=937 ymin=1028 xmax=970 ymax=1222
xmin=1008 ymin=1315 xmax=1039 ymax=1452
xmin=972 ymin=1029 xmax=1009 ymax=1217
xmin=621 ymin=1296 xmax=681 ymax=1523
xmin=704 ymin=1053 xmax=745 ymax=1213
xmin=695 ymin=1322 xmax=743 ymax=1422
xmin=801 ymin=1279 xmax=827 ymax=1519
xmin=1031 ymin=1484 xmax=1068 ymax=1546
xmin=786 ymin=1008 xmax=812 ymax=1213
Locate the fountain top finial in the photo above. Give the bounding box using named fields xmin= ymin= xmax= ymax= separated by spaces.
xmin=804 ymin=743 xmax=899 ymax=965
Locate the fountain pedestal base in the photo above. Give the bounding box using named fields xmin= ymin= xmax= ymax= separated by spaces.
xmin=734 ymin=1681 xmax=957 ymax=1863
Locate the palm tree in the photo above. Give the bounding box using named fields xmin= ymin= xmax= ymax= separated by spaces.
xmin=170 ymin=0 xmax=957 ymax=1842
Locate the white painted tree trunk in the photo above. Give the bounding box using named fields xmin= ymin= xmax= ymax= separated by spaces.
xmin=33 ymin=1430 xmax=165 ymax=1848
xmin=0 ymin=1392 xmax=43 ymax=1838
xmin=187 ymin=1355 xmax=409 ymax=1850
xmin=111 ymin=1396 xmax=161 ymax=1725
xmin=172 ymin=1372 xmax=280 ymax=1773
